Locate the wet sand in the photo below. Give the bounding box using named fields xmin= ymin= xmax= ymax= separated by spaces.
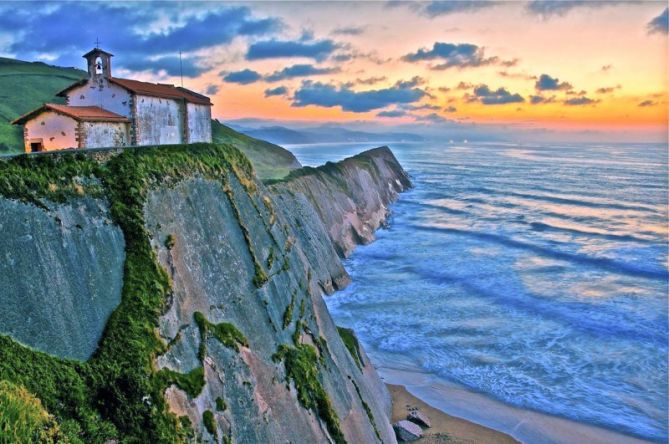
xmin=389 ymin=383 xmax=519 ymax=444
xmin=381 ymin=364 xmax=651 ymax=444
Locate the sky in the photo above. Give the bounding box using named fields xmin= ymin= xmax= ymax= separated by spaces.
xmin=0 ymin=1 xmax=667 ymax=142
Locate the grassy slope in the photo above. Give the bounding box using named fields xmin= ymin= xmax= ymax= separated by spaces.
xmin=212 ymin=119 xmax=301 ymax=181
xmin=0 ymin=58 xmax=87 ymax=152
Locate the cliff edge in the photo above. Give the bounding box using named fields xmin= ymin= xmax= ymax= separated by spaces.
xmin=0 ymin=142 xmax=410 ymax=443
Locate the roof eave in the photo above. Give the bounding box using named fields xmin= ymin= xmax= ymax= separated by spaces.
xmin=56 ymin=78 xmax=88 ymax=98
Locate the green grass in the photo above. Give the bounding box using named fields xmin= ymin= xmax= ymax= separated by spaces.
xmin=194 ymin=312 xmax=248 ymax=354
xmin=212 ymin=120 xmax=300 ymax=181
xmin=0 ymin=143 xmax=262 ymax=443
xmin=282 ymin=291 xmax=296 ymax=329
xmin=336 ymin=327 xmax=364 ymax=371
xmin=202 ymin=410 xmax=217 ymax=439
xmin=0 ymin=57 xmax=86 ymax=153
xmin=0 ymin=380 xmax=68 ymax=444
xmin=156 ymin=367 xmax=206 ymax=399
xmin=273 ymin=344 xmax=346 ymax=444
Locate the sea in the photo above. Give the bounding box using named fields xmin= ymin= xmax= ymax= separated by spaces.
xmin=286 ymin=141 xmax=669 ymax=444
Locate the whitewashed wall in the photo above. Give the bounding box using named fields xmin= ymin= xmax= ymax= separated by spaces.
xmin=186 ymin=103 xmax=212 ymax=143
xmin=66 ymin=79 xmax=132 ymax=118
xmin=82 ymin=122 xmax=129 ymax=148
xmin=135 ymin=95 xmax=183 ymax=145
xmin=24 ymin=111 xmax=78 ymax=151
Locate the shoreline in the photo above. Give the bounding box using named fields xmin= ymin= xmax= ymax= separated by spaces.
xmin=379 ymin=362 xmax=652 ymax=444
xmin=388 ymin=383 xmax=519 ymax=444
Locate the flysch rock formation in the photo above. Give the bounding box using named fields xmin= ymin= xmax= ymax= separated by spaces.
xmin=148 ymin=146 xmax=410 ymax=443
xmin=0 ymin=143 xmax=410 ymax=443
xmin=0 ymin=196 xmax=125 ymax=360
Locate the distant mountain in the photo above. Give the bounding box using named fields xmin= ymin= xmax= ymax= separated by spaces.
xmin=0 ymin=57 xmax=87 ymax=152
xmin=230 ymin=124 xmax=424 ymax=145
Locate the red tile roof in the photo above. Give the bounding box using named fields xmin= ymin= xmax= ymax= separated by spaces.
xmin=108 ymin=78 xmax=212 ymax=105
xmin=12 ymin=104 xmax=130 ymax=125
xmin=56 ymin=77 xmax=212 ymax=106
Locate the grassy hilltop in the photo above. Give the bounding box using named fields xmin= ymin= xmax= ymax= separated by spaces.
xmin=0 ymin=57 xmax=300 ymax=180
xmin=0 ymin=57 xmax=87 ymax=151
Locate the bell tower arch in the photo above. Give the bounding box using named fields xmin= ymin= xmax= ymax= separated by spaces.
xmin=83 ymin=48 xmax=114 ymax=79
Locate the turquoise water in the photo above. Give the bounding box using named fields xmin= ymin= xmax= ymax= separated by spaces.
xmin=288 ymin=142 xmax=669 ymax=442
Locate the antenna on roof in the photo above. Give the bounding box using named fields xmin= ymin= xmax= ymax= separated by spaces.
xmin=179 ymin=51 xmax=184 ymax=88
xmin=95 ymin=37 xmax=100 ymax=49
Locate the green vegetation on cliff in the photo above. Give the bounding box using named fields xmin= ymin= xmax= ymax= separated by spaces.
xmin=0 ymin=380 xmax=67 ymax=443
xmin=273 ymin=343 xmax=346 ymax=444
xmin=194 ymin=311 xmax=248 ymax=354
xmin=0 ymin=143 xmax=266 ymax=443
xmin=337 ymin=327 xmax=364 ymax=370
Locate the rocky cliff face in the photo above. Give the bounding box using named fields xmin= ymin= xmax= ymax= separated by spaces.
xmin=0 ymin=143 xmax=409 ymax=443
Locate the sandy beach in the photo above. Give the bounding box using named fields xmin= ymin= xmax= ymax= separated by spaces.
xmin=388 ymin=383 xmax=519 ymax=444
xmin=380 ymin=363 xmax=652 ymax=444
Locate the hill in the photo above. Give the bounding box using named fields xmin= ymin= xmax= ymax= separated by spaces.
xmin=230 ymin=123 xmax=425 ymax=145
xmin=211 ymin=120 xmax=301 ymax=180
xmin=0 ymin=58 xmax=87 ymax=152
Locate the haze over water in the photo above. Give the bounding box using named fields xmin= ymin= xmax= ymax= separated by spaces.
xmin=290 ymin=141 xmax=669 ymax=443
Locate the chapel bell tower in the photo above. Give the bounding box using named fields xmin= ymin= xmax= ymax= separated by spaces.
xmin=83 ymin=47 xmax=113 ymax=79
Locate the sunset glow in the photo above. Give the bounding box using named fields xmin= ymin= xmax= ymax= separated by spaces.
xmin=1 ymin=1 xmax=667 ymax=141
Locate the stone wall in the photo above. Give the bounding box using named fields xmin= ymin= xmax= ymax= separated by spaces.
xmin=82 ymin=121 xmax=130 ymax=148
xmin=66 ymin=79 xmax=133 ymax=118
xmin=186 ymin=103 xmax=212 ymax=143
xmin=134 ymin=94 xmax=183 ymax=146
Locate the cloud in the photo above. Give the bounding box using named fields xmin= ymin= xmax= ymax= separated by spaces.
xmin=638 ymin=100 xmax=657 ymax=107
xmin=500 ymin=58 xmax=519 ymax=67
xmin=377 ymin=110 xmax=407 ymax=118
xmin=265 ymin=86 xmax=289 ymax=97
xmin=595 ymin=85 xmax=620 ymax=94
xmin=564 ymin=96 xmax=598 ymax=106
xmin=394 ymin=76 xmax=426 ymax=88
xmin=444 ymin=105 xmax=457 ymax=112
xmin=530 ymin=95 xmax=555 ymax=104
xmin=647 ymin=8 xmax=668 ymax=34
xmin=3 ymin=4 xmax=280 ymax=72
xmin=265 ymin=64 xmax=339 ymax=82
xmin=471 ymin=85 xmax=524 ymax=104
xmin=401 ymin=103 xmax=441 ymax=111
xmin=456 ymin=81 xmax=474 ymax=90
xmin=205 ymin=84 xmax=220 ymax=95
xmin=332 ymin=26 xmax=366 ymax=36
xmin=535 ymin=74 xmax=572 ymax=91
xmin=403 ymin=42 xmax=499 ymax=69
xmin=355 ymin=76 xmax=387 ymax=85
xmin=498 ymin=71 xmax=537 ymax=80
xmin=222 ymin=69 xmax=262 ymax=84
xmin=292 ymin=80 xmax=426 ymax=112
xmin=246 ymin=38 xmax=338 ymax=61
xmin=121 ymin=54 xmax=208 ymax=78
xmin=388 ymin=1 xmax=499 ymax=18
xmin=525 ymin=1 xmax=633 ymax=18
xmin=415 ymin=112 xmax=450 ymax=123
